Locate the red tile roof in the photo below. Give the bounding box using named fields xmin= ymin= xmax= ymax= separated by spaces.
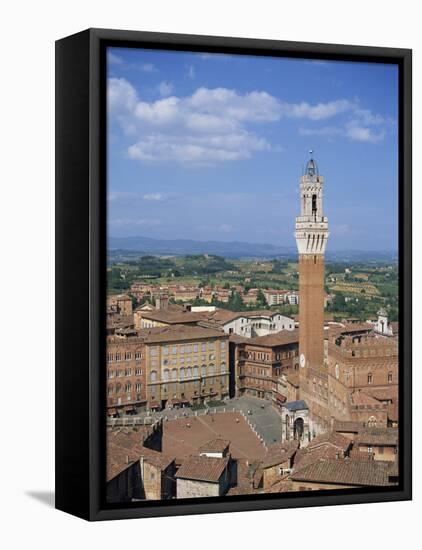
xmin=175 ymin=455 xmax=229 ymax=483
xmin=357 ymin=427 xmax=398 ymax=446
xmin=106 ymin=426 xmax=174 ymax=481
xmin=291 ymin=459 xmax=394 ymax=486
xmin=198 ymin=438 xmax=230 ymax=454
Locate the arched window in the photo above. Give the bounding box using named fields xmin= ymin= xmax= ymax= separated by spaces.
xmin=163 ymin=369 xmax=169 ymax=381
xmin=116 ymin=383 xmax=121 ymax=394
xmin=388 ymin=371 xmax=393 ymax=383
xmin=193 ymin=366 xmax=199 ymax=378
xmin=208 ymin=364 xmax=215 ymax=376
xmin=367 ymin=373 xmax=373 ymax=384
xmin=180 ymin=368 xmax=185 ymax=380
xmin=150 ymin=370 xmax=157 ymax=383
xmin=367 ymin=416 xmax=377 ymax=427
xmin=171 ymin=368 xmax=177 ymax=380
xmin=187 ymin=367 xmax=192 ymax=378
xmin=107 ymin=385 xmax=114 ymax=396
xmin=221 ymin=362 xmax=226 ymax=373
xmin=312 ymin=194 xmax=317 ymax=215
xmin=125 ymin=382 xmax=131 ymax=393
xmin=201 ymin=365 xmax=206 ymax=377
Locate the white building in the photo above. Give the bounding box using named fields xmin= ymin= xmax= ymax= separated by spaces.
xmin=220 ymin=311 xmax=294 ymax=338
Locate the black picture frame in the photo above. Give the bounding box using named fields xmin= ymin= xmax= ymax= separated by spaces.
xmin=55 ymin=28 xmax=412 ymax=521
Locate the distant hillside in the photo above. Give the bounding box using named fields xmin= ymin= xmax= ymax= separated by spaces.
xmin=108 ymin=235 xmax=296 ymax=259
xmin=108 ymin=235 xmax=397 ymax=262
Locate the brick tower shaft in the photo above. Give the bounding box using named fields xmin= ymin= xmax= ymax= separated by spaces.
xmin=298 ymin=254 xmax=325 ymax=370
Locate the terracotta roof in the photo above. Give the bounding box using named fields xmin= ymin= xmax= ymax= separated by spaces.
xmin=106 ymin=314 xmax=134 ymax=330
xmin=139 ymin=309 xmax=208 ymax=324
xmin=339 ymin=323 xmax=374 ymax=333
xmin=269 ymin=479 xmax=295 ymax=493
xmin=106 ymin=426 xmax=174 ymax=481
xmin=198 ymin=438 xmax=230 ymax=454
xmin=247 ymin=329 xmax=299 ymax=347
xmin=351 ymin=390 xmax=383 ymax=407
xmin=234 ymin=459 xmax=263 ymax=491
xmin=367 ymin=388 xmax=398 ymax=402
xmin=175 ymin=455 xmax=229 ymax=482
xmin=348 ymin=449 xmax=375 ymax=461
xmin=357 ymin=427 xmax=398 ymax=446
xmin=139 ymin=324 xmax=227 ymax=344
xmin=294 ymin=444 xmax=341 ymax=471
xmin=263 ymin=441 xmax=299 ymax=468
xmin=307 ymin=432 xmax=351 ymax=453
xmin=291 ymin=459 xmax=394 ymax=486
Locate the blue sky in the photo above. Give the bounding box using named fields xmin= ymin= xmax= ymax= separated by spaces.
xmin=107 ymin=47 xmax=398 ymax=251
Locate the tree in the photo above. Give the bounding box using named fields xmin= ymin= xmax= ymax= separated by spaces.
xmin=256 ymin=289 xmax=267 ymax=307
xmin=228 ymin=291 xmax=244 ymax=311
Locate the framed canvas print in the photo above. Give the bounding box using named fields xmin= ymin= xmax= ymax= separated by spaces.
xmin=55 ymin=28 xmax=412 ymax=521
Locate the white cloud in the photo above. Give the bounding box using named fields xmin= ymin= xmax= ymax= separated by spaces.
xmin=110 ymin=218 xmax=161 ymax=227
xmin=299 ymin=105 xmax=391 ymax=143
xmin=139 ymin=63 xmax=157 ymax=73
xmin=108 ymin=191 xmax=166 ymax=202
xmin=128 ymin=131 xmax=270 ymax=165
xmin=143 ymin=193 xmax=164 ymax=201
xmin=158 ymin=81 xmax=174 ymax=96
xmin=108 ymin=78 xmax=138 ymax=114
xmin=108 ymin=77 xmax=391 ymax=164
xmin=345 ymin=124 xmax=385 ymax=143
xmin=108 ymin=52 xmax=123 ymax=65
xmin=219 ymin=224 xmax=233 ymax=232
xmin=283 ymin=99 xmax=355 ymax=120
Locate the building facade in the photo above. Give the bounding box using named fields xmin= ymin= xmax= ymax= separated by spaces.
xmin=106 ymin=336 xmax=147 ymax=415
xmin=235 ymin=330 xmax=299 ymax=400
xmin=143 ymin=325 xmax=230 ymax=409
xmin=327 ymin=322 xmax=398 ymax=427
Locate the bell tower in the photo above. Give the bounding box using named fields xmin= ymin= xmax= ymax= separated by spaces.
xmin=295 ymin=152 xmax=330 ymax=434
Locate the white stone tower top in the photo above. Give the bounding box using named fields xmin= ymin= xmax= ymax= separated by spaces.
xmin=295 ymin=153 xmax=329 ymax=255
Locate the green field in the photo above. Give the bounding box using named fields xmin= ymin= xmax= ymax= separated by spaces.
xmin=107 ymin=254 xmax=398 ymax=321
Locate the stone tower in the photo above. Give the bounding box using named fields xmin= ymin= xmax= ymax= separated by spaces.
xmin=295 ymin=153 xmax=330 ymax=435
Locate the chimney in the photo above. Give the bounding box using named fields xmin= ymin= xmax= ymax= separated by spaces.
xmin=156 ymin=294 xmax=169 ymax=310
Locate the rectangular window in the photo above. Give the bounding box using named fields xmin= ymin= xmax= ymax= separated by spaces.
xmin=172 ymin=346 xmax=178 ymax=355
xmin=135 ymin=352 xmax=142 ymax=360
xmin=135 ymin=368 xmax=142 ymax=376
xmin=124 ymin=352 xmax=132 ymax=360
